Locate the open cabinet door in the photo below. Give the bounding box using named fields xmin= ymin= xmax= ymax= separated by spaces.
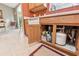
xmin=27 ymin=25 xmax=41 ymax=44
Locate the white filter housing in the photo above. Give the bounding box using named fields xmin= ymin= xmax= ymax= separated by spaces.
xmin=56 ymin=32 xmax=67 ymax=45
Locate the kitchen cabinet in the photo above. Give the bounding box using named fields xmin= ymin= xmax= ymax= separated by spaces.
xmin=24 ymin=12 xmax=79 ymax=55
xmin=29 ymin=3 xmax=47 ymax=13
xmin=29 ymin=3 xmax=43 ymax=10
xmin=40 ymin=14 xmax=79 ymax=55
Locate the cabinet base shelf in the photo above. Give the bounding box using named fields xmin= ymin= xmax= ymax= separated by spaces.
xmin=40 ymin=40 xmax=77 ymax=56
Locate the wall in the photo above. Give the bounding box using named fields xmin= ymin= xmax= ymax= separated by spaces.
xmin=0 ymin=4 xmax=14 ymax=21
xmin=46 ymin=5 xmax=79 ymax=15
xmin=21 ymin=3 xmax=34 ymax=17
xmin=22 ymin=3 xmax=30 ymax=17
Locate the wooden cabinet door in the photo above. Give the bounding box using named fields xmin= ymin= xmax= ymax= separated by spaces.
xmin=29 ymin=3 xmax=35 ymax=10
xmin=28 ymin=25 xmax=41 ymax=44
xmin=75 ymin=30 xmax=79 ymax=55
xmin=76 ymin=30 xmax=79 ymax=50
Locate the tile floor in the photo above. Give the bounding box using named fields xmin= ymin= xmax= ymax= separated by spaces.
xmin=0 ymin=28 xmax=68 ymax=56
xmin=0 ymin=29 xmax=42 ymax=56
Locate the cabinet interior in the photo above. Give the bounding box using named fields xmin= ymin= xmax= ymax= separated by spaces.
xmin=41 ymin=25 xmax=53 ymax=43
xmin=56 ymin=25 xmax=79 ymax=52
xmin=41 ymin=24 xmax=79 ymax=52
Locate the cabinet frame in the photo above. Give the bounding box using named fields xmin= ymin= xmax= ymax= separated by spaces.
xmin=40 ymin=14 xmax=79 ymax=56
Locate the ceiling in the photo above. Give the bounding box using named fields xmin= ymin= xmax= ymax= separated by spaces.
xmin=2 ymin=3 xmax=19 ymax=8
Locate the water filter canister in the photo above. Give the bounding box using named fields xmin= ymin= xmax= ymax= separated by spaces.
xmin=56 ymin=32 xmax=67 ymax=45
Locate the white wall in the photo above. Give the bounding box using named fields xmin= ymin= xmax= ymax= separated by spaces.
xmin=0 ymin=4 xmax=14 ymax=21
